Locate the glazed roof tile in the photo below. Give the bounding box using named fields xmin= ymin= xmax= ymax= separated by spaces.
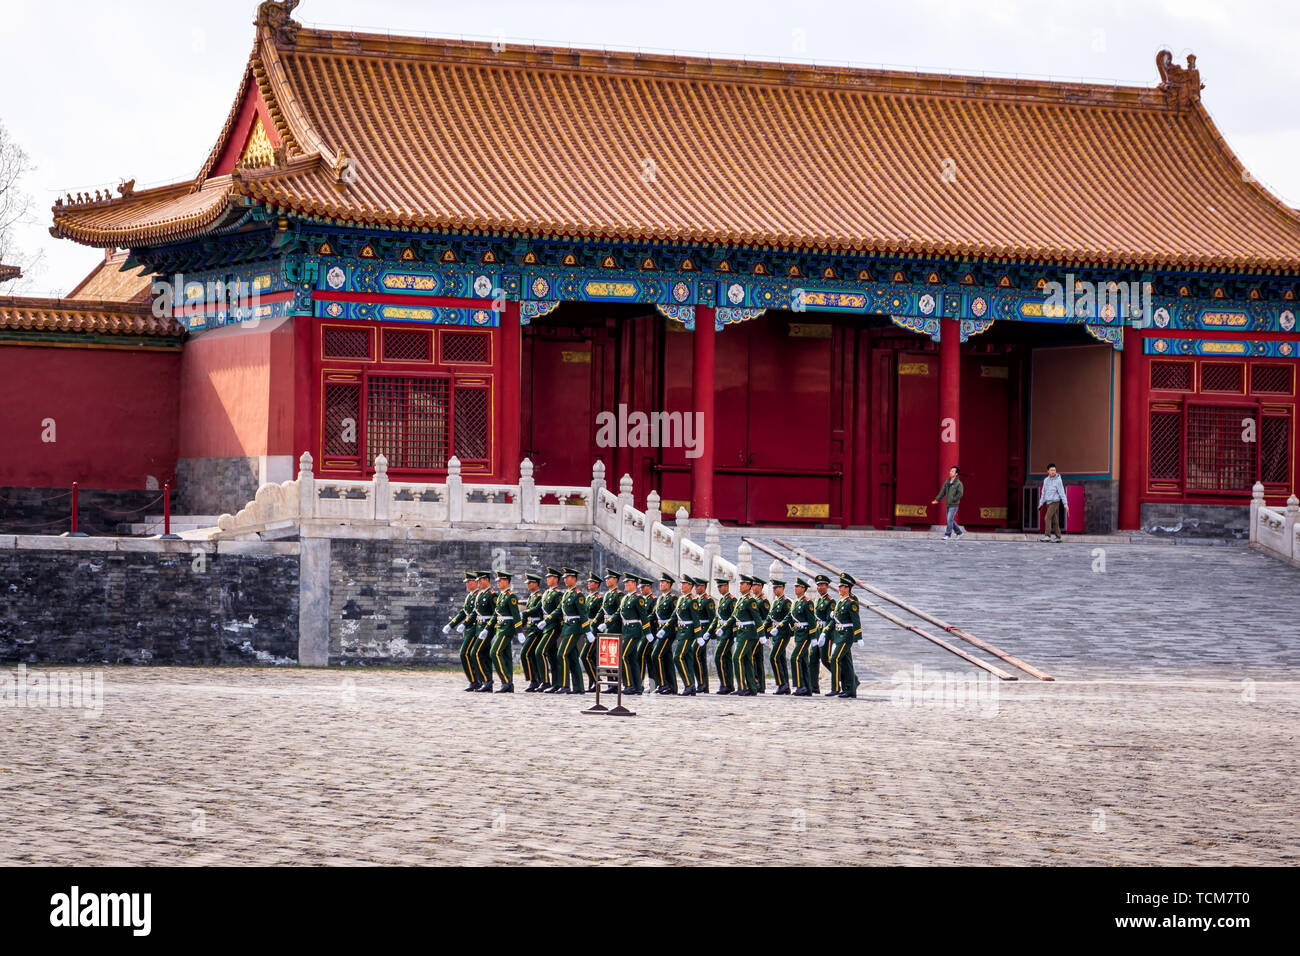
xmin=48 ymin=1 xmax=1300 ymax=271
xmin=0 ymin=296 xmax=181 ymax=338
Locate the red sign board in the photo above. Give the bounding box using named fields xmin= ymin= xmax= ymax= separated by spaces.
xmin=598 ymin=635 xmax=621 ymax=669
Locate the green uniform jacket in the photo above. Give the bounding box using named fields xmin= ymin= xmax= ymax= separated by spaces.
xmin=733 ymin=594 xmax=761 ymax=632
xmin=768 ymin=596 xmax=792 ymax=639
xmin=523 ymin=590 xmax=544 ymax=634
xmin=585 ymin=591 xmax=603 ymax=629
xmin=694 ymin=594 xmax=715 ymax=638
xmin=653 ymin=593 xmax=678 ymax=636
xmin=813 ymin=593 xmax=836 ymax=640
xmin=715 ymin=593 xmax=737 ymax=638
xmin=599 ymin=589 xmax=622 ymax=632
xmin=789 ymin=594 xmax=817 ymax=634
xmin=491 ymin=589 xmax=523 ymax=635
xmin=618 ymin=591 xmax=646 ymax=634
xmin=473 ymin=588 xmax=498 ymax=636
xmin=560 ymin=587 xmax=590 ymax=629
xmin=673 ymin=593 xmax=698 ymax=634
xmin=831 ymin=595 xmax=863 ymax=643
xmin=449 ymin=591 xmax=476 ymax=628
xmin=637 ymin=593 xmax=654 ymax=633
xmin=541 ymin=587 xmax=563 ymax=635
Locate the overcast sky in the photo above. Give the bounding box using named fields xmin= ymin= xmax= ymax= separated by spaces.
xmin=2 ymin=0 xmax=1297 ymax=296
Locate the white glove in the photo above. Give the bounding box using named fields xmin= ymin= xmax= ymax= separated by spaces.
xmin=479 ymin=629 xmax=489 ymax=640
xmin=696 ymin=637 xmax=705 ymax=646
xmin=442 ymin=623 xmax=451 ymax=634
xmin=760 ymin=636 xmax=769 ymax=646
xmin=456 ymin=623 xmax=465 ymax=634
xmin=817 ymin=636 xmax=825 ymax=647
xmin=586 ymin=633 xmax=596 ymax=644
xmin=656 ymin=629 xmax=666 ymax=640
xmin=515 ymin=633 xmax=525 ymax=644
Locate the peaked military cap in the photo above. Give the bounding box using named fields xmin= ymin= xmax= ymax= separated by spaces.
xmin=525 ymin=572 xmax=542 ymax=583
xmin=714 ymin=576 xmax=731 ymax=586
xmin=544 ymin=566 xmax=561 ymax=578
xmin=638 ymin=575 xmax=653 ymax=586
xmin=795 ymin=577 xmax=810 ymax=588
xmin=477 ymin=570 xmax=493 ymax=579
xmin=660 ymin=572 xmax=675 ymax=584
xmin=752 ymin=576 xmax=766 ymax=586
xmin=562 ymin=567 xmax=579 ymax=577
xmin=838 ymin=572 xmax=856 ymax=588
xmin=770 ymin=578 xmax=786 ymax=587
xmin=814 ymin=574 xmax=832 ymax=584
xmin=588 ymin=572 xmax=602 ymax=584
xmin=462 ymin=570 xmax=477 ymax=581
xmin=604 ymin=568 xmax=621 ymax=579
xmin=496 ymin=570 xmax=513 ymax=582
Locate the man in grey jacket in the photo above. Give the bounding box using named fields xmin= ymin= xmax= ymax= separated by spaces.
xmin=1038 ymin=463 xmax=1067 ymax=542
xmin=932 ymin=465 xmax=965 ymax=540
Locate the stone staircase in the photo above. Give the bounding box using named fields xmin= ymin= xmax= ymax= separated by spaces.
xmin=123 ymin=514 xmax=222 ymax=536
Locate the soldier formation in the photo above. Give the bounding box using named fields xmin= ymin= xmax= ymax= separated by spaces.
xmin=443 ymin=566 xmax=863 ymax=698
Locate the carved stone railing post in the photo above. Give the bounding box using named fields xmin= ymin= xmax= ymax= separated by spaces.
xmin=737 ymin=540 xmax=753 ymax=578
xmin=704 ymin=520 xmax=721 ymax=568
xmin=1286 ymin=494 xmax=1299 ymax=560
xmin=590 ymin=460 xmax=606 ymax=525
xmin=618 ymin=473 xmax=634 ymax=515
xmin=297 ymin=451 xmax=315 ymax=520
xmin=674 ymin=506 xmax=689 ymax=576
xmin=645 ymin=490 xmax=660 ymax=555
xmin=447 ymin=455 xmax=464 ymax=524
xmin=1250 ymin=481 xmax=1265 ymax=544
xmin=373 ymin=454 xmax=389 ymax=523
xmin=520 ymin=458 xmax=537 ymax=524
xmin=768 ymin=558 xmax=783 ymax=582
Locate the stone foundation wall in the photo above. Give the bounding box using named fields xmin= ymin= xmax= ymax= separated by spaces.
xmin=175 ymin=457 xmax=260 ymax=516
xmin=0 ymin=538 xmax=299 ymax=665
xmin=0 ymin=487 xmax=167 ymax=536
xmin=1139 ymin=502 xmax=1250 ymax=539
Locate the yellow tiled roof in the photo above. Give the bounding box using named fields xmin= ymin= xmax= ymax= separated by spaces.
xmin=48 ymin=0 xmax=1300 ymax=271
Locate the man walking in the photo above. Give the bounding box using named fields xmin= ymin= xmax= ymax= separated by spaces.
xmin=692 ymin=577 xmax=715 ymax=694
xmin=932 ymin=465 xmax=965 ymax=540
xmin=619 ymin=575 xmax=647 ymax=695
xmin=554 ymin=568 xmax=590 ymax=695
xmin=488 ymin=571 xmax=522 ymax=692
xmin=812 ymin=574 xmax=835 ymax=695
xmin=787 ymin=578 xmax=818 ymax=696
xmin=536 ymin=567 xmax=563 ymax=692
xmin=1038 ymin=463 xmax=1067 ymax=543
xmin=672 ymin=576 xmax=700 ymax=695
xmin=471 ymin=570 xmax=498 ymax=693
xmin=767 ymin=579 xmax=793 ymax=695
xmin=443 ymin=570 xmax=483 ymax=691
xmin=583 ymin=572 xmax=604 ymax=691
xmin=829 ymin=573 xmax=863 ymax=699
xmin=519 ymin=572 xmax=545 ymax=691
xmin=712 ymin=577 xmax=737 ymax=695
xmin=732 ymin=576 xmax=762 ymax=696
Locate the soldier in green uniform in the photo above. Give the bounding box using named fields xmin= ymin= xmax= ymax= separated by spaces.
xmin=692 ymin=577 xmax=715 ymax=693
xmin=766 ymin=578 xmax=793 ymax=694
xmin=812 ymin=573 xmax=836 ymax=695
xmin=536 ymin=567 xmax=563 ymax=693
xmin=488 ymin=571 xmax=523 ymax=692
xmin=672 ymin=576 xmax=700 ymax=695
xmin=618 ymin=574 xmax=646 ymax=694
xmin=554 ymin=568 xmax=591 ymax=695
xmin=712 ymin=577 xmax=737 ymax=695
xmin=583 ymin=572 xmax=604 ymax=691
xmin=829 ymin=572 xmax=863 ymax=698
xmin=751 ymin=577 xmax=770 ymax=693
xmin=788 ymin=578 xmax=819 ymax=696
xmin=651 ymin=573 xmax=679 ymax=694
xmin=636 ymin=576 xmax=655 ymax=689
xmin=443 ymin=570 xmax=482 ymax=691
xmin=732 ymin=576 xmax=762 ymax=696
xmin=471 ymin=570 xmax=498 ymax=692
xmin=519 ymin=572 xmax=545 ymax=691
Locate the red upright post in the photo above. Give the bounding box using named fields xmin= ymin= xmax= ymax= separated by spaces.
xmin=500 ymin=299 xmax=523 ymax=482
xmin=164 ymin=482 xmax=172 ymax=535
xmin=1119 ymin=324 xmax=1144 ymax=530
xmin=939 ymin=316 xmax=961 ymax=473
xmin=292 ymin=312 xmax=312 ymax=469
xmin=70 ymin=481 xmax=78 ymax=534
xmin=691 ymin=306 xmax=716 ymax=520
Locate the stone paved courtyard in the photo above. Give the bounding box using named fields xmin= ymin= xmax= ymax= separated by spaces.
xmin=1 ymin=536 xmax=1296 ymax=866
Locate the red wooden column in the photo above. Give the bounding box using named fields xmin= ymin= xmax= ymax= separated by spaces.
xmin=1119 ymin=324 xmax=1144 ymax=530
xmin=939 ymin=316 xmax=961 ymax=472
xmin=691 ymin=306 xmax=716 ymax=519
xmin=500 ymin=299 xmax=522 ymax=482
xmin=292 ymin=312 xmax=312 ymax=467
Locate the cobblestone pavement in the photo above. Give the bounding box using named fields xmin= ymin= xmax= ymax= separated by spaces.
xmin=1 ymin=668 xmax=1295 ymax=865
xmin=720 ymin=534 xmax=1300 ymax=680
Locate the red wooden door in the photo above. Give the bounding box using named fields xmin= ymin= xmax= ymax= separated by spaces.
xmin=894 ymin=351 xmax=940 ymax=526
xmin=960 ymin=355 xmax=1011 ymax=527
xmin=712 ymin=322 xmax=750 ymax=523
xmin=526 ymin=337 xmax=595 ymax=486
xmin=870 ymin=346 xmax=896 ymax=528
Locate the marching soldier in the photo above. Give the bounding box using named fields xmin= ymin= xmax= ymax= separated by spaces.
xmin=651 ymin=573 xmax=679 ymax=694
xmin=767 ymin=578 xmax=793 ymax=694
xmin=554 ymin=568 xmax=591 ymax=695
xmin=812 ymin=574 xmax=836 ymax=695
xmin=672 ymin=576 xmax=700 ymax=695
xmin=829 ymin=572 xmax=863 ymax=698
xmin=520 ymin=572 xmax=545 ymax=691
xmin=751 ymin=577 xmax=770 ymax=693
xmin=488 ymin=571 xmax=522 ymax=692
xmin=732 ymin=576 xmax=762 ymax=696
xmin=712 ymin=577 xmax=737 ymax=695
xmin=471 ymin=570 xmax=498 ymax=692
xmin=537 ymin=567 xmax=563 ymax=693
xmin=619 ymin=574 xmax=647 ymax=694
xmin=443 ymin=570 xmax=483 ymax=691
xmin=583 ymin=572 xmax=604 ymax=691
xmin=788 ymin=578 xmax=819 ymax=696
xmin=636 ymin=576 xmax=656 ymax=689
xmin=692 ymin=577 xmax=715 ymax=693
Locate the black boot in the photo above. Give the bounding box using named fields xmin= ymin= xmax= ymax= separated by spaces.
xmin=717 ymin=687 xmax=733 ymax=696
xmin=476 ymin=683 xmax=494 ymax=693
xmin=464 ymin=682 xmax=479 ymax=692
xmin=793 ymin=687 xmax=811 ymax=697
xmin=497 ymin=683 xmax=514 ymax=693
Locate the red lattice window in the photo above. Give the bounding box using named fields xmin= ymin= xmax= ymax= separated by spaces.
xmin=1251 ymin=364 xmax=1293 ymax=395
xmin=441 ymin=331 xmax=490 ymax=365
xmin=323 ymin=383 xmax=360 ymax=457
xmin=1184 ymin=402 xmax=1258 ymax=493
xmin=1200 ymin=363 xmax=1243 ymax=393
xmin=366 ymin=375 xmax=450 ymax=470
xmin=1261 ymin=414 xmax=1291 ymax=484
xmin=454 ymin=386 xmax=489 ymax=461
xmin=1150 ymin=360 xmax=1193 ymax=391
xmin=323 ymin=326 xmax=371 ymax=360
xmin=1149 ymin=410 xmax=1182 ymax=481
xmin=382 ymin=329 xmax=431 ymax=363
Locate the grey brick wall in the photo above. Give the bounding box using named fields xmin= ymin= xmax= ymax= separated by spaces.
xmin=0 ymin=546 xmax=298 ymax=665
xmin=0 ymin=487 xmax=167 ymax=536
xmin=175 ymin=457 xmax=260 ymax=516
xmin=328 ymin=538 xmax=594 ymax=666
xmin=1140 ymin=502 xmax=1250 ymax=539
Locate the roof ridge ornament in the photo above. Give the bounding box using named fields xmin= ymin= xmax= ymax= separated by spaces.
xmin=1156 ymin=50 xmax=1203 ymax=108
xmin=256 ymin=0 xmax=301 ymax=46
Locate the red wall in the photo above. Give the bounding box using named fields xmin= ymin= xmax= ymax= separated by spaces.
xmin=178 ymin=318 xmax=296 ymax=460
xmin=0 ymin=344 xmax=179 ymax=488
